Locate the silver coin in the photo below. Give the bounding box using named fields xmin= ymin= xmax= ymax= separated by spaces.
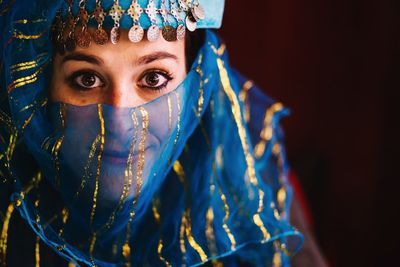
xmin=128 ymin=25 xmax=144 ymax=43
xmin=185 ymin=16 xmax=197 ymax=32
xmin=176 ymin=24 xmax=186 ymax=41
xmin=192 ymin=5 xmax=205 ymax=21
xmin=110 ymin=26 xmax=120 ymax=44
xmin=147 ymin=25 xmax=160 ymax=42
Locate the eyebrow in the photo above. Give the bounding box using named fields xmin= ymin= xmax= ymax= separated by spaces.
xmin=62 ymin=53 xmax=104 ymax=65
xmin=136 ymin=51 xmax=178 ymax=65
xmin=61 ymin=51 xmax=178 ymax=66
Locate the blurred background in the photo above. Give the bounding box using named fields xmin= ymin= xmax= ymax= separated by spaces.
xmin=219 ymin=0 xmax=399 ymax=266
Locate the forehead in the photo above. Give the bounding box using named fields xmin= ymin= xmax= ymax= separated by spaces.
xmin=55 ymin=28 xmax=186 ymax=63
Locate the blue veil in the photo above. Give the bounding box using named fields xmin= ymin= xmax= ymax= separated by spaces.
xmin=0 ymin=0 xmax=303 ymax=266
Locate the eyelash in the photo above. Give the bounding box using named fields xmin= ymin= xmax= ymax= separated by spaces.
xmin=138 ymin=69 xmax=173 ymax=91
xmin=66 ymin=70 xmax=105 ymax=91
xmin=66 ymin=69 xmax=174 ymax=91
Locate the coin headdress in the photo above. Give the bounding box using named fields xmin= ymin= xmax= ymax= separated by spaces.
xmin=0 ymin=0 xmax=303 ymax=266
xmin=51 ymin=0 xmax=224 ymax=53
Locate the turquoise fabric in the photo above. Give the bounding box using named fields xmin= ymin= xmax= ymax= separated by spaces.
xmin=0 ymin=0 xmax=303 ymax=266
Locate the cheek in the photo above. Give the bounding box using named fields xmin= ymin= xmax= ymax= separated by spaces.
xmin=168 ymin=64 xmax=187 ymax=92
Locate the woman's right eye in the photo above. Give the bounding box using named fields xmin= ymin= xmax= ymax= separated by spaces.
xmin=69 ymin=72 xmax=105 ymax=90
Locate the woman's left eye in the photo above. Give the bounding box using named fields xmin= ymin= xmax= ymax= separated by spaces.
xmin=138 ymin=71 xmax=173 ymax=90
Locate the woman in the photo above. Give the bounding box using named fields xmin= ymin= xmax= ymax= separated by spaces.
xmin=0 ymin=0 xmax=310 ymax=266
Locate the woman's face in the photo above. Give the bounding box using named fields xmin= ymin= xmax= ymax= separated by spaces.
xmin=47 ymin=30 xmax=188 ymax=211
xmin=51 ymin=29 xmax=186 ymax=107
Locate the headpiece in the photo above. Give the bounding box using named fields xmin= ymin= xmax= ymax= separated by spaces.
xmin=52 ymin=0 xmax=225 ymax=52
xmin=0 ymin=0 xmax=303 ymax=266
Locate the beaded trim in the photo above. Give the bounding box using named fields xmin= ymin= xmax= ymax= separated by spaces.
xmin=52 ymin=0 xmax=205 ymax=53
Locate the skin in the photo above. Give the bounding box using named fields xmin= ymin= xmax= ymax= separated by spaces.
xmin=51 ymin=29 xmax=187 ymax=107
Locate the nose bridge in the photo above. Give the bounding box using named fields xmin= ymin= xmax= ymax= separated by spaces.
xmin=102 ymin=106 xmax=134 ymax=134
xmin=105 ymin=77 xmax=140 ymax=108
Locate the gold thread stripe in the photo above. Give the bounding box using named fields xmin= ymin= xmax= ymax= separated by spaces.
xmin=173 ymin=92 xmax=181 ymax=146
xmin=122 ymin=108 xmax=148 ymax=265
xmin=90 ymin=104 xmax=105 ymax=226
xmin=153 ymin=202 xmax=172 ymax=267
xmin=21 ymin=112 xmax=35 ymax=130
xmin=217 ymin=58 xmax=271 ymax=242
xmin=196 ymin=66 xmax=205 ymax=117
xmin=52 ymin=135 xmax=64 ymax=188
xmin=173 ymin=160 xmax=186 ymax=185
xmin=206 ymin=160 xmax=223 ymax=265
xmin=273 ymin=142 xmax=287 ymax=215
xmin=205 ymin=207 xmax=218 ymax=257
xmin=183 ymin=209 xmax=208 ymax=263
xmin=35 ymin=235 xmax=40 ymax=267
xmin=217 ymin=45 xmax=226 ymax=56
xmin=75 ymin=135 xmax=101 ymax=200
xmin=96 ymin=111 xmax=139 ymax=235
xmin=6 ymin=132 xmax=17 ymax=163
xmin=217 ymin=186 xmax=236 ymax=251
xmin=89 ymin=234 xmax=97 ymax=266
xmin=157 ymin=239 xmax=172 ymax=267
xmin=239 ymin=80 xmax=254 ymax=123
xmin=208 ymin=43 xmax=226 ymax=56
xmin=196 ymin=54 xmax=205 ymax=117
xmin=167 ymin=95 xmax=172 ymax=131
xmin=53 ymin=104 xmax=66 ymax=188
xmin=0 ymin=203 xmax=14 ymax=265
xmin=10 ymin=53 xmax=48 ymax=73
xmin=58 ymin=208 xmax=69 ymax=237
xmin=135 ymin=107 xmax=148 ymax=198
xmin=272 ymin=251 xmax=282 ymax=267
xmin=254 ymin=103 xmax=284 ymax=159
xmin=179 ymin=214 xmax=187 ymax=266
xmin=238 ymin=80 xmax=253 ymax=103
xmin=173 ymin=161 xmax=208 ymax=263
xmin=7 ymin=62 xmax=48 ymax=93
xmin=12 ymin=30 xmax=45 ymax=40
xmin=194 ymin=117 xmax=237 ymax=251
xmin=13 ymin=18 xmax=47 ymax=24
xmin=21 ymin=99 xmax=48 ymax=129
xmin=152 ymin=201 xmax=161 ymax=223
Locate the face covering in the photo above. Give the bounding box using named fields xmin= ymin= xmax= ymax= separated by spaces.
xmin=1 ymin=2 xmax=303 ymax=266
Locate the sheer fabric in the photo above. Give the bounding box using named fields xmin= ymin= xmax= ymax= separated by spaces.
xmin=0 ymin=1 xmax=303 ymax=266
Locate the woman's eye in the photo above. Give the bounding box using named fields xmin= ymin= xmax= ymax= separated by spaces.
xmin=139 ymin=71 xmax=172 ymax=90
xmin=71 ymin=72 xmax=104 ymax=90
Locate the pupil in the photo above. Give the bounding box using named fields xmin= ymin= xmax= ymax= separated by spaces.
xmin=82 ymin=74 xmax=96 ymax=87
xmin=146 ymin=73 xmax=159 ymax=86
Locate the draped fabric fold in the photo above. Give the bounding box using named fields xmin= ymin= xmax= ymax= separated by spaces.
xmin=0 ymin=1 xmax=303 ymax=266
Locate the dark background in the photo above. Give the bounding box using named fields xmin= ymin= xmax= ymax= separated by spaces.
xmin=220 ymin=1 xmax=400 ymax=266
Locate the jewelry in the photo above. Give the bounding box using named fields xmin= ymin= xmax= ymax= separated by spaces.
xmin=145 ymin=0 xmax=160 ymax=42
xmin=65 ymin=0 xmax=77 ymax=51
xmin=170 ymin=0 xmax=185 ymax=41
xmin=127 ymin=0 xmax=144 ymax=43
xmin=75 ymin=0 xmax=91 ymax=48
xmin=93 ymin=0 xmax=108 ymax=45
xmin=160 ymin=0 xmax=176 ymax=42
xmin=52 ymin=0 xmax=207 ymax=48
xmin=109 ymin=0 xmax=124 ymax=44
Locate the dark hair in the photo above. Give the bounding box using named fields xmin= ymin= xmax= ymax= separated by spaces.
xmin=185 ymin=30 xmax=206 ymax=71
